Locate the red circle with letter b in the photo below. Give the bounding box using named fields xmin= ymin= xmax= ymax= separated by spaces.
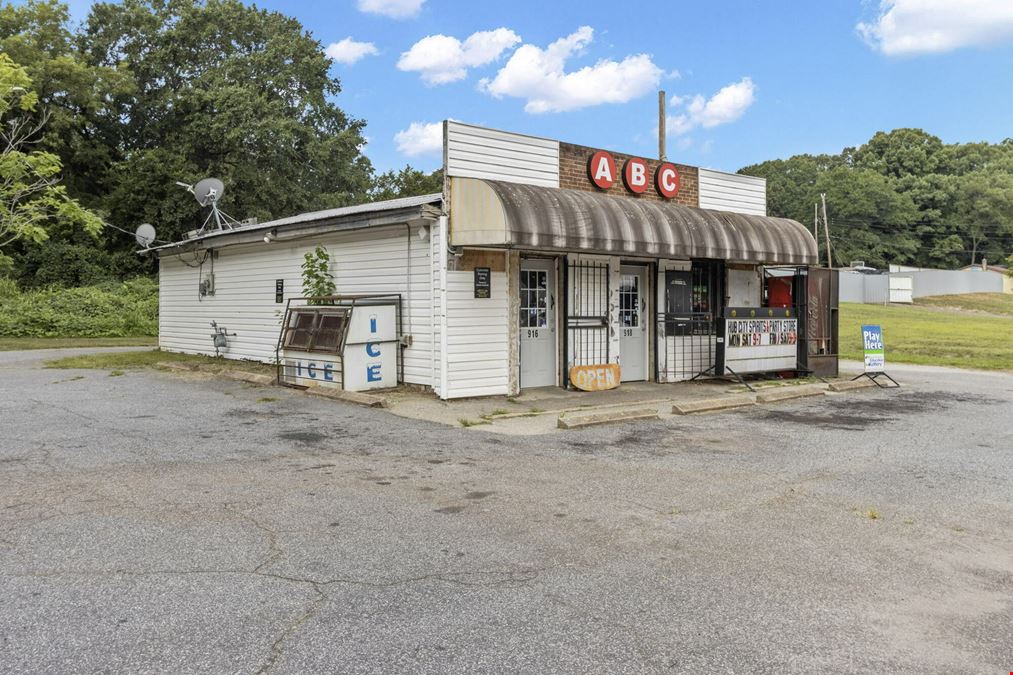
xmin=588 ymin=151 xmax=616 ymax=190
xmin=655 ymin=162 xmax=680 ymax=199
xmin=623 ymin=158 xmax=649 ymax=194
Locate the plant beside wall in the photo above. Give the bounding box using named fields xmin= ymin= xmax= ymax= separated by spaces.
xmin=0 ymin=277 xmax=158 ymax=338
xmin=301 ymin=245 xmax=336 ymax=304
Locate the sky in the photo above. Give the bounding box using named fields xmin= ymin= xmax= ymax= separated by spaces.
xmin=60 ymin=0 xmax=1013 ymax=174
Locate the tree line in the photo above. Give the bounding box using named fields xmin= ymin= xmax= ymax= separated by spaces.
xmin=1 ymin=0 xmax=1009 ymax=291
xmin=0 ymin=0 xmax=440 ymax=288
xmin=739 ymin=129 xmax=1013 ymax=269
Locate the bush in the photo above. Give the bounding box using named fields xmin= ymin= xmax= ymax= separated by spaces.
xmin=0 ymin=277 xmax=158 ymax=338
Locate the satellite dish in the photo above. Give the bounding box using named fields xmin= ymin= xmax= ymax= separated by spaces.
xmin=193 ymin=178 xmax=225 ymax=207
xmin=135 ymin=223 xmax=157 ymax=247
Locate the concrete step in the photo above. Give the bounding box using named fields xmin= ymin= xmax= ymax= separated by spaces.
xmin=672 ymin=394 xmax=756 ymax=415
xmin=755 ymin=384 xmax=828 ymax=403
xmin=828 ymin=379 xmax=877 ymax=392
xmin=306 ymin=386 xmax=388 ymax=408
xmin=557 ymin=407 xmax=659 ymax=429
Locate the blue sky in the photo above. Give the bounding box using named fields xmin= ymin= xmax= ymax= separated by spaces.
xmin=62 ymin=0 xmax=1013 ymax=174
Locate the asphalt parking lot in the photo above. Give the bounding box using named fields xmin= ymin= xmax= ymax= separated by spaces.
xmin=1 ymin=348 xmax=1012 ymax=674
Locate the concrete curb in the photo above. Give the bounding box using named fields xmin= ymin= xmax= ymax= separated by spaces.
xmin=755 ymin=384 xmax=827 ymax=403
xmin=672 ymin=394 xmax=756 ymax=415
xmin=557 ymin=407 xmax=659 ymax=429
xmin=220 ymin=370 xmax=275 ymax=386
xmin=828 ymin=379 xmax=876 ymax=392
xmin=156 ymin=361 xmax=199 ymax=372
xmin=305 ymin=386 xmax=388 ymax=408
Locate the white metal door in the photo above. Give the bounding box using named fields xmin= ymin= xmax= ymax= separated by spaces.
xmin=619 ymin=265 xmax=648 ymax=382
xmin=520 ymin=259 xmax=556 ymax=388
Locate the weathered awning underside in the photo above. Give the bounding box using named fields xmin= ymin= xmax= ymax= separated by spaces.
xmin=450 ymin=178 xmax=817 ymax=265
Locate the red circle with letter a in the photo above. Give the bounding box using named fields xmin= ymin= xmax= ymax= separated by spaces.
xmin=655 ymin=162 xmax=681 ymax=199
xmin=623 ymin=157 xmax=650 ymax=194
xmin=588 ymin=151 xmax=616 ymax=190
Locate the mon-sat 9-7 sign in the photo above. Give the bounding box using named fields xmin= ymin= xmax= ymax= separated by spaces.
xmin=862 ymin=324 xmax=886 ymax=373
xmin=587 ymin=151 xmax=680 ymax=199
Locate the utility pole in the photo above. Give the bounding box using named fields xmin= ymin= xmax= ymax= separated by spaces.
xmin=658 ymin=91 xmax=666 ymax=161
xmin=820 ymin=192 xmax=833 ymax=269
xmin=813 ymin=203 xmax=820 ymax=265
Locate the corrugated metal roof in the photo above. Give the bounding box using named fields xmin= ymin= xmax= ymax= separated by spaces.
xmin=478 ymin=180 xmax=817 ymax=265
xmin=145 ymin=192 xmax=442 ymax=251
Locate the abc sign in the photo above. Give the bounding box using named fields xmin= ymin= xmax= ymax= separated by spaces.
xmin=587 ymin=151 xmax=680 ymax=199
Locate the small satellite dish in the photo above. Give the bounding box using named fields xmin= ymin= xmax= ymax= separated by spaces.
xmin=193 ymin=178 xmax=225 ymax=207
xmin=135 ymin=223 xmax=157 ymax=247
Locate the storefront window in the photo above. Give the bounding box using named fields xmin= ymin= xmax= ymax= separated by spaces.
xmin=619 ymin=274 xmax=640 ymax=327
xmin=520 ymin=269 xmax=548 ymax=328
xmin=690 ymin=260 xmax=724 ymax=317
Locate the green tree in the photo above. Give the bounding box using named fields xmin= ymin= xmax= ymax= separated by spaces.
xmin=0 ymin=0 xmax=133 ymax=202
xmin=81 ymin=0 xmax=373 ymax=245
xmin=853 ymin=128 xmax=944 ymax=179
xmin=816 ymin=168 xmax=920 ymax=267
xmin=370 ymin=166 xmax=443 ymax=202
xmin=949 ymin=171 xmax=1013 ymax=266
xmin=0 ymin=54 xmax=102 ymax=264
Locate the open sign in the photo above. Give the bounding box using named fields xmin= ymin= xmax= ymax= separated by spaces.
xmin=570 ymin=363 xmax=621 ymax=391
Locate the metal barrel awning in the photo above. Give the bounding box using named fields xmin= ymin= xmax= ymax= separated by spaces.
xmin=449 ymin=177 xmax=817 ymax=265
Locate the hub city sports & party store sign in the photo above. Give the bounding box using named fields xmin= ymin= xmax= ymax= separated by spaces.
xmin=717 ymin=307 xmax=799 ymax=375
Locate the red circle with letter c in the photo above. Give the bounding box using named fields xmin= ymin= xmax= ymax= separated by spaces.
xmin=588 ymin=151 xmax=616 ymax=190
xmin=655 ymin=162 xmax=681 ymax=199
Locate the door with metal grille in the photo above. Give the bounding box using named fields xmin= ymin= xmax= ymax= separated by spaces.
xmin=619 ymin=265 xmax=648 ymax=381
xmin=519 ymin=259 xmax=556 ymax=388
xmin=565 ymin=259 xmax=610 ymax=381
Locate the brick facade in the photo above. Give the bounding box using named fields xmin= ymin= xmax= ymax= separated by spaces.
xmin=558 ymin=141 xmax=699 ymax=207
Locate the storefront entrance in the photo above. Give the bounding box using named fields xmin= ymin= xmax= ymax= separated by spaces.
xmin=519 ymin=258 xmax=557 ymax=388
xmin=619 ymin=265 xmax=648 ymax=381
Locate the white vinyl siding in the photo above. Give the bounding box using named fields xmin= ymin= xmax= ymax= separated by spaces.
xmin=445 ymin=121 xmax=559 ymax=188
xmin=158 ymin=225 xmax=434 ymax=386
xmin=442 ymin=269 xmax=509 ymax=398
xmin=698 ymin=168 xmax=767 ymax=216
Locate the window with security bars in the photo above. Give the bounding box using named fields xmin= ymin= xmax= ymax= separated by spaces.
xmin=520 ymin=269 xmax=548 ymax=328
xmin=619 ymin=274 xmax=640 ymax=327
xmin=282 ymin=308 xmax=350 ymax=353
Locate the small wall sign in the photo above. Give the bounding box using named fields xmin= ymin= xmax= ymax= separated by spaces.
xmin=275 ymin=279 xmax=284 ymax=303
xmin=474 ymin=266 xmax=491 ymax=298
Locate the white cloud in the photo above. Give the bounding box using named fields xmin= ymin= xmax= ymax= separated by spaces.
xmin=667 ymin=77 xmax=756 ymax=135
xmin=397 ymin=28 xmax=521 ymax=85
xmin=394 ymin=121 xmax=444 ymax=156
xmin=480 ymin=26 xmax=663 ymax=113
xmin=325 ymin=37 xmax=378 ymax=65
xmin=857 ymin=0 xmax=1013 ymax=55
xmin=357 ymin=0 xmax=424 ymax=19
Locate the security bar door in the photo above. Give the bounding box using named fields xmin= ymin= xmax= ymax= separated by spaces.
xmin=619 ymin=265 xmax=648 ymax=381
xmin=520 ymin=259 xmax=557 ymax=388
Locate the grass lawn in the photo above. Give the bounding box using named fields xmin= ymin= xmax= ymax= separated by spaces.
xmin=915 ymin=293 xmax=1013 ymax=316
xmin=839 ymin=298 xmax=1013 ymax=371
xmin=44 ymin=349 xmax=276 ymax=375
xmin=0 ymin=336 xmax=156 ymax=351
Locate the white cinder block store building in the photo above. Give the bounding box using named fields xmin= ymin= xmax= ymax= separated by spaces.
xmin=150 ymin=121 xmax=833 ymax=399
